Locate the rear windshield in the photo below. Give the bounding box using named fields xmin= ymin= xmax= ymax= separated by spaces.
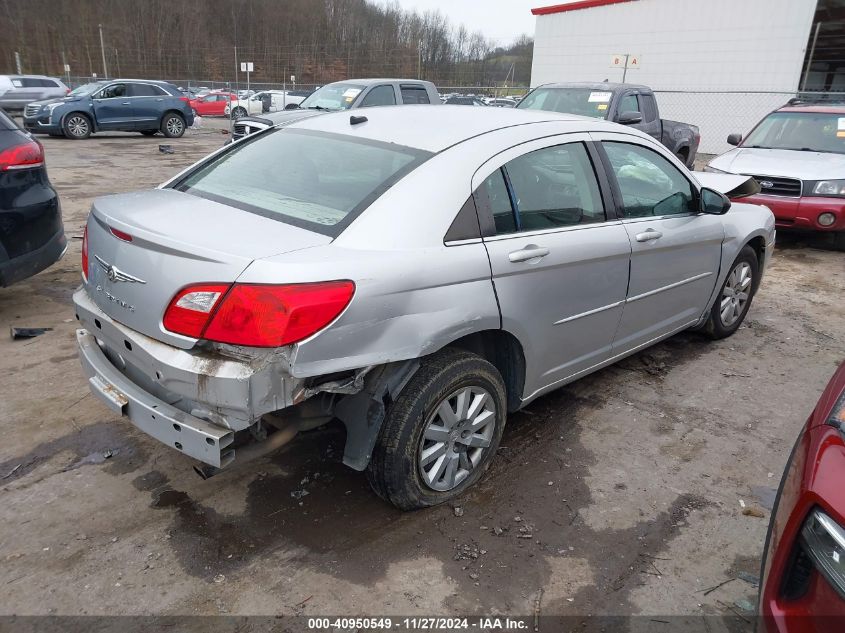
xmin=174 ymin=128 xmax=431 ymax=236
xmin=518 ymin=88 xmax=611 ymax=119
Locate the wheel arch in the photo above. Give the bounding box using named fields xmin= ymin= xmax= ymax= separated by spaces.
xmin=61 ymin=110 xmax=96 ymax=133
xmin=160 ymin=109 xmax=185 ymax=125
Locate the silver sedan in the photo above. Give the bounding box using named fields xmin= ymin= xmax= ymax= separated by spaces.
xmin=73 ymin=106 xmax=775 ymax=509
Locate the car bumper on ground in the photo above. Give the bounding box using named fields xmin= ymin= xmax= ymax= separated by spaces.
xmin=0 ymin=229 xmax=66 ymax=287
xmin=737 ymin=194 xmax=845 ymax=232
xmin=72 ymin=286 xmax=299 ymax=466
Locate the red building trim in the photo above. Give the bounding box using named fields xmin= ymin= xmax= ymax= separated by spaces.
xmin=532 ymin=0 xmax=638 ymax=16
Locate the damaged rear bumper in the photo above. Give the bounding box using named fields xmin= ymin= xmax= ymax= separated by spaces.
xmin=77 ymin=328 xmax=235 ymax=467
xmin=72 ymin=286 xmax=301 ymax=466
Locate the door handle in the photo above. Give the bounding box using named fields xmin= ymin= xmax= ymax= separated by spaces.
xmin=635 ymin=229 xmax=663 ymax=242
xmin=508 ymin=245 xmax=550 ymax=263
xmin=121 ymin=101 xmax=130 ymax=105
xmin=155 ymin=98 xmax=164 ymax=102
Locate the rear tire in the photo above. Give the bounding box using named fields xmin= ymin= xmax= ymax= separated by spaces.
xmin=160 ymin=113 xmax=185 ymax=138
xmin=366 ymin=348 xmax=507 ymax=510
xmin=62 ymin=113 xmax=91 ymax=139
xmin=704 ymin=245 xmax=759 ymax=339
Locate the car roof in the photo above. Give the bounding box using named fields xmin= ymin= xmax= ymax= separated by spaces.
xmin=535 ymin=82 xmax=651 ymax=92
xmin=778 ymin=105 xmax=845 ymax=114
xmin=287 ymin=104 xmax=614 ymax=153
xmin=328 ymin=78 xmax=431 ymax=86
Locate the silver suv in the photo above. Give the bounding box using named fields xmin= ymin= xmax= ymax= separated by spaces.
xmin=0 ymin=75 xmax=68 ymax=112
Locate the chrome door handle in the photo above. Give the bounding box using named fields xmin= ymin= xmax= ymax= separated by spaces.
xmin=508 ymin=245 xmax=550 ymax=263
xmin=121 ymin=101 xmax=130 ymax=105
xmin=635 ymin=229 xmax=663 ymax=242
xmin=155 ymin=98 xmax=164 ymax=102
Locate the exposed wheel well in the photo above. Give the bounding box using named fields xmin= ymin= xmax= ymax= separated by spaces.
xmin=746 ymin=236 xmax=766 ymax=293
xmin=676 ymin=146 xmax=689 ymax=161
xmin=446 ymin=330 xmax=525 ymax=412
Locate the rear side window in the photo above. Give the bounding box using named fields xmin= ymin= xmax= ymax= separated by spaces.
xmin=476 ymin=143 xmax=605 ymax=235
xmin=641 ymin=94 xmax=658 ymax=123
xmin=175 ymin=129 xmax=432 ymax=237
xmin=401 ymin=85 xmax=430 ymax=104
xmin=127 ymin=83 xmax=166 ymax=97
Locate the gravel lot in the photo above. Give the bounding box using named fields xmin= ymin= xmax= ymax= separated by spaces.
xmin=1 ymin=118 xmax=843 ymax=626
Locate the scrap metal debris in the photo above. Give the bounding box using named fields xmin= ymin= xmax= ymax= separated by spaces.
xmin=2 ymin=464 xmax=21 ymax=479
xmin=158 ymin=145 xmax=175 ymax=155
xmin=10 ymin=327 xmax=52 ymax=340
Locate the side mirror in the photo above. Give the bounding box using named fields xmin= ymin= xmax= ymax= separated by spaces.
xmin=700 ymin=187 xmax=731 ymax=215
xmin=617 ymin=111 xmax=643 ymax=125
xmin=727 ymin=133 xmax=742 ymax=146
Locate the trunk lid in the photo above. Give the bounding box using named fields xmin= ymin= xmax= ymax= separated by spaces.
xmin=84 ymin=188 xmax=330 ymax=348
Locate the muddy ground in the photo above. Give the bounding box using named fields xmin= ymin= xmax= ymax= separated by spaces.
xmin=1 ymin=117 xmax=843 ymax=628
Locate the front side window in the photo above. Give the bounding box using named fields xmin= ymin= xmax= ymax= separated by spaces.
xmin=603 ymin=142 xmax=696 ymax=217
xmin=175 ymin=129 xmax=431 ymax=236
xmin=360 ymin=85 xmax=396 ymax=107
xmin=477 ymin=143 xmax=605 ymax=235
xmin=99 ymin=84 xmax=126 ymax=99
xmin=69 ymin=82 xmax=104 ymax=96
xmin=618 ymin=94 xmax=639 ymax=116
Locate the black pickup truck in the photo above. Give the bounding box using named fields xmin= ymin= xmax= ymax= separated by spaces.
xmin=517 ymin=82 xmax=700 ymax=168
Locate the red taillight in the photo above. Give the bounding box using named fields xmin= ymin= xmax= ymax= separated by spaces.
xmin=81 ymin=225 xmax=89 ymax=281
xmin=179 ymin=96 xmax=189 ymax=103
xmin=162 ymin=281 xmax=355 ymax=347
xmin=162 ymin=284 xmax=230 ymax=339
xmin=109 ymin=227 xmax=133 ymax=242
xmin=0 ymin=140 xmax=44 ymax=171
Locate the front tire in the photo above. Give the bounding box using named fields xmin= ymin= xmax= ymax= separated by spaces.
xmin=366 ymin=348 xmax=507 ymax=510
xmin=160 ymin=113 xmax=185 ymax=138
xmin=231 ymin=106 xmax=247 ymax=119
xmin=62 ymin=113 xmax=91 ymax=139
xmin=704 ymin=245 xmax=759 ymax=339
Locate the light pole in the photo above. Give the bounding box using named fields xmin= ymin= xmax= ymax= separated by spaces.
xmin=98 ymin=24 xmax=108 ymax=78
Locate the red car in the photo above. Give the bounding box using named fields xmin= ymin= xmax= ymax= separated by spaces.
xmin=760 ymin=361 xmax=845 ymax=631
xmin=189 ymin=91 xmax=235 ymax=117
xmin=706 ymin=100 xmax=845 ymax=251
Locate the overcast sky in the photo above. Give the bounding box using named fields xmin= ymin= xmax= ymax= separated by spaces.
xmin=387 ymin=0 xmax=540 ymax=45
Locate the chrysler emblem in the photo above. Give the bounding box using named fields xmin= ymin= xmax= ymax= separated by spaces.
xmin=94 ymin=255 xmax=146 ymax=284
xmin=759 ymin=180 xmax=774 ymax=189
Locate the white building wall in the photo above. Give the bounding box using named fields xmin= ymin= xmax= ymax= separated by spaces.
xmin=530 ymin=0 xmax=818 ymax=154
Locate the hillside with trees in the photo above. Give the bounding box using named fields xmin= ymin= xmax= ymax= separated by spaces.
xmin=0 ymin=0 xmax=533 ymax=87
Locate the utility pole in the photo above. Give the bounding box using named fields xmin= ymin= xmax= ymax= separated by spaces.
xmin=98 ymin=24 xmax=108 ymax=78
xmin=417 ymin=40 xmax=422 ymax=79
xmin=61 ymin=51 xmax=70 ymax=85
xmin=114 ymin=49 xmax=120 ymax=78
xmin=14 ymin=51 xmax=22 ymax=74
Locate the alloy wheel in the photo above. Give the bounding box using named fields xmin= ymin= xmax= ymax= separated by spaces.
xmin=418 ymin=386 xmax=496 ymax=492
xmin=720 ymin=262 xmax=752 ymax=327
xmin=67 ymin=116 xmax=89 ymax=137
xmin=166 ymin=117 xmax=184 ymax=136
